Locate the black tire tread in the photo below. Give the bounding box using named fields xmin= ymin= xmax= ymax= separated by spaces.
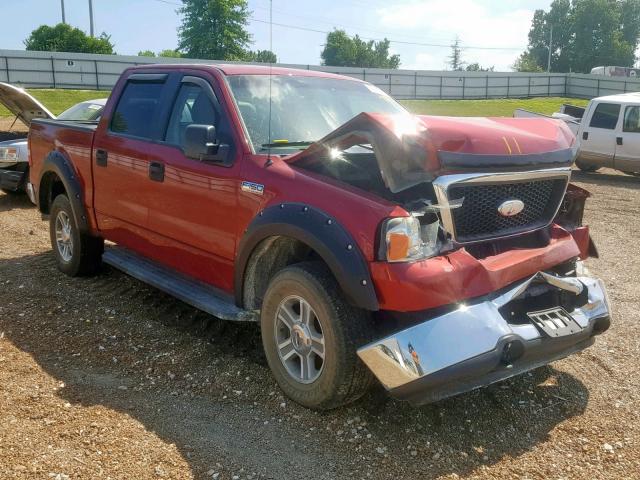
xmin=261 ymin=261 xmax=374 ymax=410
xmin=50 ymin=194 xmax=103 ymax=277
xmin=575 ymin=160 xmax=600 ymax=173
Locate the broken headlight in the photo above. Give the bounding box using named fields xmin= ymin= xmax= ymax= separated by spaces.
xmin=379 ymin=216 xmax=440 ymax=263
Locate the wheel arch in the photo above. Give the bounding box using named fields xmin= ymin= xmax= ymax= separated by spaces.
xmin=235 ymin=203 xmax=379 ymax=312
xmin=38 ymin=150 xmax=90 ymax=234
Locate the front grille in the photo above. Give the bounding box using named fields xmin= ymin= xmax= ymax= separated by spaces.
xmin=448 ymin=178 xmax=567 ymax=243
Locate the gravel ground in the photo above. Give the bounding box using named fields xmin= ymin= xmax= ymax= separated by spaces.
xmin=0 ymin=168 xmax=638 ymax=480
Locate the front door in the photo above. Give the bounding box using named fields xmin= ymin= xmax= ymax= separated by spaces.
xmin=144 ymin=74 xmax=242 ymax=292
xmin=614 ymin=104 xmax=640 ymax=173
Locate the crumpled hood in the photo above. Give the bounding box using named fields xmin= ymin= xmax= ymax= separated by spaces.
xmin=286 ymin=113 xmax=576 ymax=193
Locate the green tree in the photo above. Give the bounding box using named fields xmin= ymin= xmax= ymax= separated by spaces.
xmin=24 ymin=23 xmax=114 ymax=54
xmin=178 ymin=0 xmax=251 ymax=60
xmin=512 ymin=51 xmax=544 ymax=72
xmin=245 ymin=49 xmax=277 ymax=63
xmin=518 ymin=0 xmax=640 ymax=73
xmin=321 ymin=30 xmax=400 ymax=69
xmin=620 ymin=0 xmax=640 ymax=45
xmin=466 ymin=62 xmax=494 ymax=72
xmin=525 ymin=1 xmax=573 ymax=72
xmin=138 ymin=50 xmax=156 ymax=57
xmin=448 ymin=37 xmax=464 ymax=71
xmin=158 ymin=49 xmax=183 ymax=58
xmin=570 ymin=0 xmax=634 ymax=71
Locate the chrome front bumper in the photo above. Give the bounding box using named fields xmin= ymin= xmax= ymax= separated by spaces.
xmin=358 ymin=272 xmax=611 ymax=405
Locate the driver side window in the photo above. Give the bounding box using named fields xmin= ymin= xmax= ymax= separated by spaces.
xmin=165 ymin=82 xmax=218 ymax=146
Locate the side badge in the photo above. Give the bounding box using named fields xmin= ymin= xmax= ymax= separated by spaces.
xmin=241 ymin=181 xmax=265 ymax=196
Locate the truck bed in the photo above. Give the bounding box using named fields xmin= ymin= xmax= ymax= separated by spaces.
xmin=28 ymin=118 xmax=98 ymax=216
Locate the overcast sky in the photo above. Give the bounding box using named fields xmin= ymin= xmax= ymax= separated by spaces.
xmin=1 ymin=0 xmax=555 ymax=71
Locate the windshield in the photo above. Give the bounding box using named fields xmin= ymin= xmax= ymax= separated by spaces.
xmin=57 ymin=101 xmax=105 ymax=121
xmin=227 ymin=75 xmax=407 ymax=152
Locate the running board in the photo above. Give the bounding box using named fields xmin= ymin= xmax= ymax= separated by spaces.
xmin=102 ymin=247 xmax=257 ymax=322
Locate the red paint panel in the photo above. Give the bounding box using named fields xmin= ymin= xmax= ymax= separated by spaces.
xmin=418 ymin=115 xmax=576 ymax=156
xmin=28 ymin=122 xmax=100 ymax=232
xmin=237 ymin=154 xmax=403 ymax=262
xmin=144 ymin=142 xmax=242 ymax=292
xmin=370 ymin=226 xmax=581 ymax=312
xmin=570 ymin=226 xmax=591 ymax=260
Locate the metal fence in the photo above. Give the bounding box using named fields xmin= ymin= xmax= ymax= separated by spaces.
xmin=566 ymin=73 xmax=640 ymax=98
xmin=1 ymin=49 xmax=639 ymax=100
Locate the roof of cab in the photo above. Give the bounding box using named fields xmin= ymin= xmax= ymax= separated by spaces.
xmin=592 ymin=92 xmax=640 ymax=104
xmin=129 ymin=63 xmax=362 ymax=81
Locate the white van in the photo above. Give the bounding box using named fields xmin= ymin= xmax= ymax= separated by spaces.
xmin=575 ymin=92 xmax=640 ymax=174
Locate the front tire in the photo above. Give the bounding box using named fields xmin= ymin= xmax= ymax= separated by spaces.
xmin=261 ymin=262 xmax=375 ymax=410
xmin=49 ymin=194 xmax=103 ymax=276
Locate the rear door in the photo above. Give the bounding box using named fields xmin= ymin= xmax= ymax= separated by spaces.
xmin=614 ymin=104 xmax=640 ymax=173
xmin=578 ymin=102 xmax=620 ymax=168
xmin=92 ymin=73 xmax=176 ymax=249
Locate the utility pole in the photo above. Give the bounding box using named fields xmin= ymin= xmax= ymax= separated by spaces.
xmin=89 ymin=0 xmax=95 ymax=37
xmin=547 ymin=25 xmax=553 ymax=72
xmin=60 ymin=0 xmax=66 ymax=23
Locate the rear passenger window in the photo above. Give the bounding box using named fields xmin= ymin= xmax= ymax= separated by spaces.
xmin=110 ymin=80 xmax=164 ymax=138
xmin=623 ymin=106 xmax=640 ymax=133
xmin=589 ymin=103 xmax=621 ymax=130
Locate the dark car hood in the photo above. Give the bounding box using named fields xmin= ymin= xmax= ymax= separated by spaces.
xmin=285 ymin=113 xmax=576 ymax=193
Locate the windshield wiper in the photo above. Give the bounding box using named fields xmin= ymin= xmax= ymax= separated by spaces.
xmin=260 ymin=140 xmax=316 ymax=148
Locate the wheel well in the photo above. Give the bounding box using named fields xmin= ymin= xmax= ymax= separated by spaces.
xmin=39 ymin=172 xmax=66 ymax=214
xmin=242 ymin=235 xmax=325 ymax=311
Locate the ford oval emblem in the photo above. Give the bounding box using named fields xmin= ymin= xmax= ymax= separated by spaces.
xmin=498 ymin=199 xmax=525 ymax=217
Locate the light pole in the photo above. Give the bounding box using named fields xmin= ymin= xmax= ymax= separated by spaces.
xmin=89 ymin=0 xmax=95 ymax=37
xmin=60 ymin=0 xmax=66 ymax=23
xmin=547 ymin=25 xmax=553 ymax=72
xmin=89 ymin=0 xmax=93 ymax=37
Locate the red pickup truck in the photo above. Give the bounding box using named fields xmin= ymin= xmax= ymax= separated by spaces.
xmin=28 ymin=64 xmax=611 ymax=409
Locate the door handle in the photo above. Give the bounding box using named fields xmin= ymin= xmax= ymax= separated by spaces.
xmin=95 ymin=149 xmax=108 ymax=167
xmin=617 ymin=136 xmax=623 ymax=146
xmin=582 ymin=131 xmax=589 ymax=141
xmin=149 ymin=161 xmax=165 ymax=182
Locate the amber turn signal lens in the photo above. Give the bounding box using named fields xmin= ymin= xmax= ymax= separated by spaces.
xmin=387 ymin=233 xmax=410 ymax=262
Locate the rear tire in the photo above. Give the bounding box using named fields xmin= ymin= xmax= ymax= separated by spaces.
xmin=576 ymin=160 xmax=600 ymax=172
xmin=261 ymin=262 xmax=375 ymax=410
xmin=49 ymin=194 xmax=103 ymax=276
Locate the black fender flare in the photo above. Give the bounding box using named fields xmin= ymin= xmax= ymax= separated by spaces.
xmin=235 ymin=203 xmax=379 ymax=311
xmin=38 ymin=150 xmax=91 ymax=234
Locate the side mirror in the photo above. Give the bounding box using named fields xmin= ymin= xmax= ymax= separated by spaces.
xmin=183 ymin=124 xmax=230 ymax=163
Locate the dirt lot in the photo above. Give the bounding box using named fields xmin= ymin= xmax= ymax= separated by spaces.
xmin=0 ymin=169 xmax=638 ymax=480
